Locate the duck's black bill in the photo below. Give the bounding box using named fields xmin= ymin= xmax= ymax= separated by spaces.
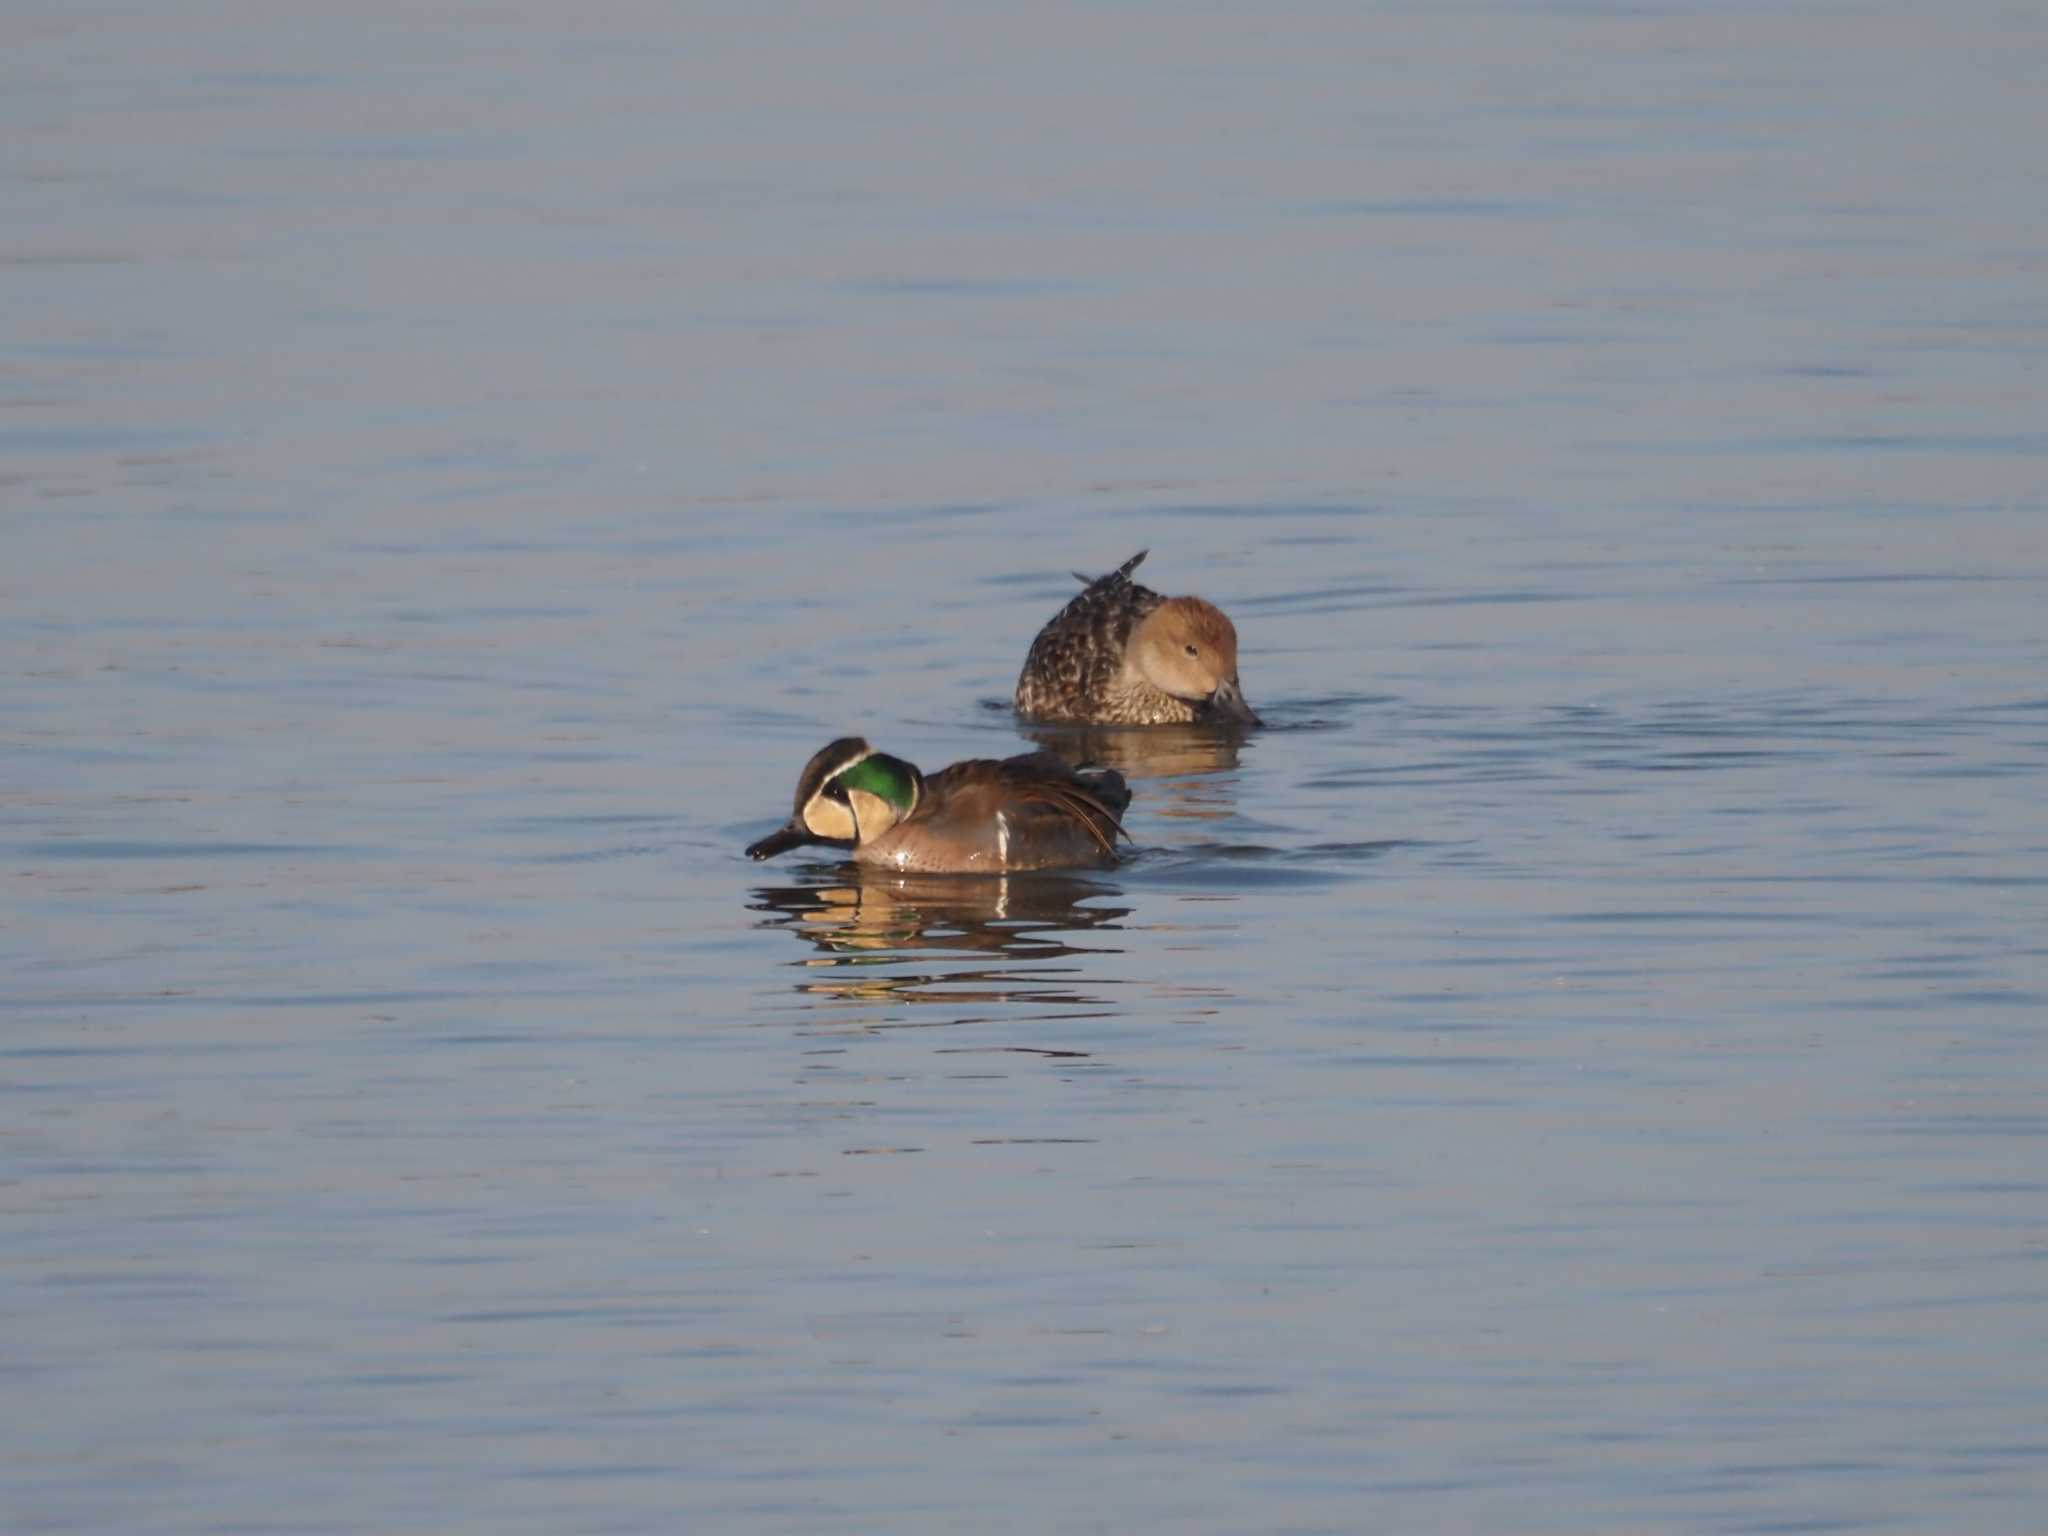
xmin=1207 ymin=679 xmax=1262 ymax=727
xmin=745 ymin=822 xmax=811 ymax=861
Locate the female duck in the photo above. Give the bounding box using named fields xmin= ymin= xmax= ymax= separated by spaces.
xmin=1014 ymin=550 xmax=1259 ymax=727
xmin=745 ymin=737 xmax=1130 ymax=873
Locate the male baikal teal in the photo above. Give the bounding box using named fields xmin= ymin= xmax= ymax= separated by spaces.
xmin=745 ymin=737 xmax=1131 ymax=874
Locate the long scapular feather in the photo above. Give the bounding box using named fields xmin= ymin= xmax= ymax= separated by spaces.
xmin=1017 ymin=781 xmax=1126 ymax=854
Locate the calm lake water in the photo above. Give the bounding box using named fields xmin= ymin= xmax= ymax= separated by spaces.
xmin=6 ymin=1 xmax=2046 ymax=1531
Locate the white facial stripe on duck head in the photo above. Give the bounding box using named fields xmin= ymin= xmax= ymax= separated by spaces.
xmin=797 ymin=739 xmax=873 ymax=842
xmin=837 ymin=753 xmax=921 ymax=844
xmin=804 ymin=750 xmax=922 ymax=846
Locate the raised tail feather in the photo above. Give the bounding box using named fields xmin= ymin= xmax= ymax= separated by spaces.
xmin=1072 ymin=549 xmax=1149 ymax=586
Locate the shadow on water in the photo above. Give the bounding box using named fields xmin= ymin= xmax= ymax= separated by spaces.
xmin=1013 ymin=719 xmax=1248 ymax=780
xmin=1011 ymin=719 xmax=1251 ymax=825
xmin=747 ymin=871 xmax=1132 ymax=1010
xmin=1120 ymin=838 xmax=1413 ymax=889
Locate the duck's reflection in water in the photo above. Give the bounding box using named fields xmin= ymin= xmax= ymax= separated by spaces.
xmin=748 ymin=871 xmax=1130 ymax=1009
xmin=1015 ymin=722 xmax=1246 ymax=822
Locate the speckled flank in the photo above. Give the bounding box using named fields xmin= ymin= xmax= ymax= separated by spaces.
xmin=1015 ymin=551 xmax=1191 ymax=724
xmin=1014 ymin=551 xmax=1244 ymax=725
xmin=1014 ymin=552 xmax=1154 ymax=716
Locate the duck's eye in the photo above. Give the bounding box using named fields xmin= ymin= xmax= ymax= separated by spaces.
xmin=825 ymin=782 xmax=850 ymax=803
xmin=1184 ymin=643 xmax=1199 ymax=657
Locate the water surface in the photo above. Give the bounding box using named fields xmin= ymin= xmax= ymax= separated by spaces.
xmin=5 ymin=2 xmax=2046 ymax=1532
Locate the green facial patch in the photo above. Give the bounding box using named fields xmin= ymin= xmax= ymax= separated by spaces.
xmin=835 ymin=754 xmax=916 ymax=811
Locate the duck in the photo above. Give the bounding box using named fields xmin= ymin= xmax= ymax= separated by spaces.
xmin=1013 ymin=550 xmax=1260 ymax=726
xmin=744 ymin=737 xmax=1131 ymax=873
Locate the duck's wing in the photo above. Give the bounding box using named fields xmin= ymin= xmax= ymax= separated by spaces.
xmin=995 ymin=753 xmax=1130 ymax=851
xmin=902 ymin=757 xmax=1129 ymax=867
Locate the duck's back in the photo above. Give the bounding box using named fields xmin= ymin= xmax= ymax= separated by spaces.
xmin=1014 ymin=552 xmax=1163 ymax=722
xmin=858 ymin=752 xmax=1129 ymax=873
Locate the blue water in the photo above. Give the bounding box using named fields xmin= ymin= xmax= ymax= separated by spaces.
xmin=5 ymin=2 xmax=2046 ymax=1532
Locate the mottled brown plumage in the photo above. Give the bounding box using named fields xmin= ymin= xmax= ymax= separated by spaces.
xmin=746 ymin=738 xmax=1130 ymax=873
xmin=1014 ymin=551 xmax=1259 ymax=726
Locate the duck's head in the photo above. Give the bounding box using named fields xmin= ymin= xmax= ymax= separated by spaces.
xmin=1129 ymin=597 xmax=1260 ymax=726
xmin=745 ymin=737 xmax=925 ymax=860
